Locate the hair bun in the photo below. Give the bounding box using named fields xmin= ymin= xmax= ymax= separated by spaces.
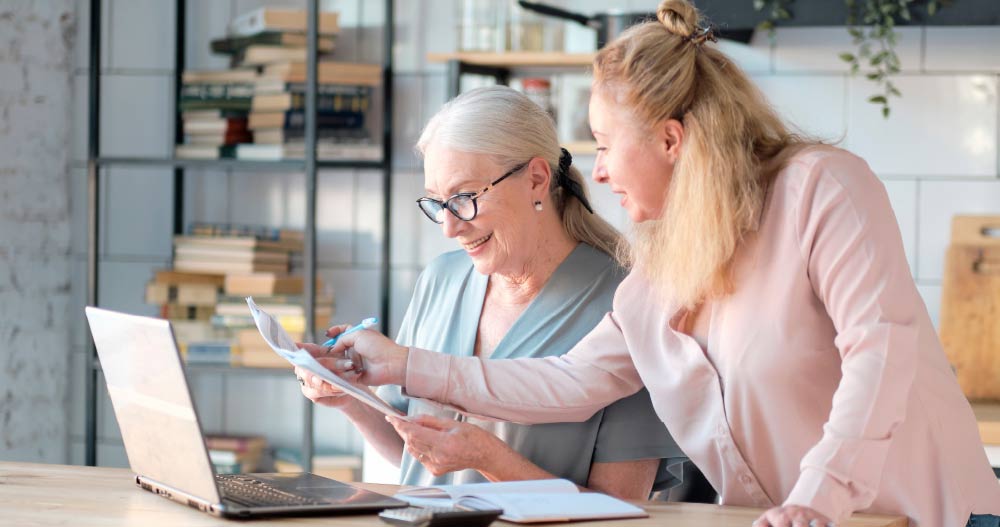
xmin=657 ymin=0 xmax=700 ymax=40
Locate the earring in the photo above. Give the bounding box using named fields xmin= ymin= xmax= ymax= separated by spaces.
xmin=534 ymin=201 xmax=543 ymax=211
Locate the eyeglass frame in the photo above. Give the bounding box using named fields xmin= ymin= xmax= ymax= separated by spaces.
xmin=415 ymin=160 xmax=530 ymax=224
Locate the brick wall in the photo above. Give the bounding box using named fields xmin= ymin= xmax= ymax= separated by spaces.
xmin=0 ymin=0 xmax=75 ymax=462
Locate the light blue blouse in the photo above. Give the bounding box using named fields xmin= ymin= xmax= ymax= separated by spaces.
xmin=379 ymin=243 xmax=686 ymax=488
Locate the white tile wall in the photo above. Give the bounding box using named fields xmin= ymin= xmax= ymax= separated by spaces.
xmin=845 ymin=75 xmax=998 ymax=177
xmin=773 ymin=27 xmax=922 ymax=73
xmin=104 ymin=167 xmax=174 ymax=258
xmin=99 ymin=74 xmax=173 ymax=158
xmin=716 ymin=31 xmax=772 ymax=75
xmin=917 ymin=283 xmax=943 ymax=330
xmin=753 ymin=75 xmax=848 ymax=143
xmin=108 ymin=0 xmax=174 ymax=70
xmin=185 ymin=0 xmax=235 ymax=71
xmin=925 ymin=27 xmax=1000 ymax=72
xmin=355 ymin=170 xmax=387 ymax=265
xmin=917 ymin=180 xmax=1000 ymax=281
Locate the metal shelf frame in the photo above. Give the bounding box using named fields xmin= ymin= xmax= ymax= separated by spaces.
xmin=83 ymin=0 xmax=395 ymax=472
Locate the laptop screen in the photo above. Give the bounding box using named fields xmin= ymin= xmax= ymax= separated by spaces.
xmin=85 ymin=307 xmax=221 ymax=503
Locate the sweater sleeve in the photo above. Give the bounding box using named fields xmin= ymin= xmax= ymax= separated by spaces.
xmin=783 ymin=151 xmax=919 ymax=523
xmin=405 ymin=309 xmax=645 ymax=424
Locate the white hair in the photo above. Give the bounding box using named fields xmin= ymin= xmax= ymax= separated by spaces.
xmin=416 ymin=86 xmax=623 ymax=262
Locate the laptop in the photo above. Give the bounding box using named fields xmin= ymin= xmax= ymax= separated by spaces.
xmin=84 ymin=306 xmax=408 ymax=518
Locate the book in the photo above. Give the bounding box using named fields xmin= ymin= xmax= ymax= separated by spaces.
xmin=394 ymin=479 xmax=648 ymax=524
xmin=211 ymin=32 xmax=335 ymax=54
xmin=260 ymin=61 xmax=381 ymax=85
xmin=228 ymin=8 xmax=340 ymax=37
xmin=174 ymin=144 xmax=239 ymax=160
xmin=273 ymin=447 xmax=361 ymax=482
xmin=174 ymin=259 xmax=288 ymax=274
xmin=145 ymin=281 xmax=219 ymax=306
xmin=174 ymin=245 xmax=291 ymax=265
xmin=215 ymin=299 xmax=331 ymax=318
xmin=179 ymin=83 xmax=254 ymax=112
xmin=236 ymin=45 xmax=334 ymax=67
xmin=153 ymin=270 xmax=227 ymax=287
xmin=174 ymin=234 xmax=304 ymax=253
xmin=251 ymin=87 xmax=371 ymax=113
xmin=182 ymin=116 xmax=249 ymax=135
xmin=248 ymin=109 xmax=365 ymax=130
xmin=206 ymin=434 xmax=268 ymax=473
xmin=181 ymin=69 xmax=258 ymax=84
xmin=251 ymin=127 xmax=368 ymax=145
xmin=162 ymin=304 xmax=215 ymax=321
xmin=224 ymin=273 xmax=310 ymax=296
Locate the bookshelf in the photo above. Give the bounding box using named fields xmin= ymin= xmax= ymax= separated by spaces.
xmin=83 ymin=0 xmax=395 ymax=473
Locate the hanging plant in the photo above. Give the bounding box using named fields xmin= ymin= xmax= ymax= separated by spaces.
xmin=753 ymin=0 xmax=953 ymax=118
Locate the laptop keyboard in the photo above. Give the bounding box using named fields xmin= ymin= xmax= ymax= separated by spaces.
xmin=216 ymin=474 xmax=323 ymax=507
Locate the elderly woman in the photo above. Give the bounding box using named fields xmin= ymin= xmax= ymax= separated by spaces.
xmin=319 ymin=2 xmax=1000 ymax=526
xmin=295 ymin=86 xmax=683 ymax=498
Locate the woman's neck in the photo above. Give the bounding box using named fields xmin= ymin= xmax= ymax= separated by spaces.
xmin=490 ymin=216 xmax=576 ymax=306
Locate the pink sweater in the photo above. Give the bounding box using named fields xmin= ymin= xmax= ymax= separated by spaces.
xmin=406 ymin=147 xmax=1000 ymax=526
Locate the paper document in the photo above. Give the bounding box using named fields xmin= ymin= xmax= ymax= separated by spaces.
xmin=245 ymin=297 xmax=408 ymax=419
xmin=394 ymin=479 xmax=647 ymax=523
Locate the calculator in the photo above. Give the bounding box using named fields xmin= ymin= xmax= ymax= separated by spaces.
xmin=377 ymin=505 xmax=502 ymax=527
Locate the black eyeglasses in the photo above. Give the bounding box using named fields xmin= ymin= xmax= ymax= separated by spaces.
xmin=416 ymin=161 xmax=529 ymax=224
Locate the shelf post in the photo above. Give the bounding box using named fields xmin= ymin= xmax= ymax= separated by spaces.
xmin=301 ymin=0 xmax=320 ymax=474
xmin=83 ymin=0 xmax=102 ymax=468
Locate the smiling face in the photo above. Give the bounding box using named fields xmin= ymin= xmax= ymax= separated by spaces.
xmin=589 ymin=88 xmax=677 ymax=223
xmin=422 ymin=144 xmax=541 ymax=276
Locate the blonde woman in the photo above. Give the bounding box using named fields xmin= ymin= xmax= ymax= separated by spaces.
xmin=315 ymin=1 xmax=1000 ymax=526
xmin=295 ymin=86 xmax=684 ymax=498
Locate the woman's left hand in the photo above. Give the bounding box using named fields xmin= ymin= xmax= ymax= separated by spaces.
xmin=386 ymin=415 xmax=501 ymax=476
xmin=753 ymin=505 xmax=834 ymax=527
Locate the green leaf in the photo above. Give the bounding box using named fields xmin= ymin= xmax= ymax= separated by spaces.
xmin=866 ymin=72 xmax=881 ymax=80
xmin=840 ymin=52 xmax=857 ymax=62
xmin=928 ymin=2 xmax=938 ymax=15
xmin=882 ymin=106 xmax=891 ymax=118
xmin=869 ymin=95 xmax=888 ymax=104
xmin=888 ymin=85 xmax=902 ymax=97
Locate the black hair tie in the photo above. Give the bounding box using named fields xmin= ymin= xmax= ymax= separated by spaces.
xmin=556 ymin=147 xmax=594 ymax=214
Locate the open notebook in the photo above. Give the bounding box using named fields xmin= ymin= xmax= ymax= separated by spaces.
xmin=394 ymin=479 xmax=647 ymax=523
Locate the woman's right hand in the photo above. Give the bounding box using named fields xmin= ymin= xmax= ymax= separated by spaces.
xmin=293 ymin=348 xmax=358 ymax=410
xmin=302 ymin=326 xmax=409 ymax=387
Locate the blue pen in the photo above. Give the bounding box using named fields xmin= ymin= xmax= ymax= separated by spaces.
xmin=322 ymin=317 xmax=378 ymax=347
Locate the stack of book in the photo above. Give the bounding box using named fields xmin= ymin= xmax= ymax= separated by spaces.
xmin=220 ymin=273 xmax=333 ymax=369
xmin=238 ymin=61 xmax=382 ymax=161
xmin=144 ymin=223 xmax=335 ymax=368
xmin=212 ymin=8 xmax=340 ymax=68
xmin=176 ymin=69 xmax=257 ymax=159
xmin=172 ymin=232 xmax=302 ymax=275
xmin=274 ymin=447 xmax=361 ymax=482
xmin=206 ymin=435 xmax=270 ymax=474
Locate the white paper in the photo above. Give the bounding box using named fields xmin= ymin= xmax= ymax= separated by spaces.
xmin=245 ymin=297 xmax=408 ymax=419
xmin=394 ymin=479 xmax=645 ymax=524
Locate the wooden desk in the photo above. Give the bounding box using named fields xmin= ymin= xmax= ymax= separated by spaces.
xmin=0 ymin=462 xmax=906 ymax=526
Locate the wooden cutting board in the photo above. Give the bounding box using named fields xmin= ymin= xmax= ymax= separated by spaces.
xmin=940 ymin=215 xmax=1000 ymax=401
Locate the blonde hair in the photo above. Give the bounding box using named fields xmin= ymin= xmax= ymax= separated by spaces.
xmin=416 ymin=85 xmax=624 ymax=263
xmin=596 ymin=0 xmax=813 ymax=308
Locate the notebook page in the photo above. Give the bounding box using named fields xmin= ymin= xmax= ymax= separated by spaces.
xmin=395 ymin=478 xmax=578 ymax=499
xmin=457 ymin=493 xmax=647 ymax=523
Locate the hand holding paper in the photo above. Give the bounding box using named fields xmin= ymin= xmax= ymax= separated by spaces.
xmin=245 ymin=297 xmax=409 ymax=419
